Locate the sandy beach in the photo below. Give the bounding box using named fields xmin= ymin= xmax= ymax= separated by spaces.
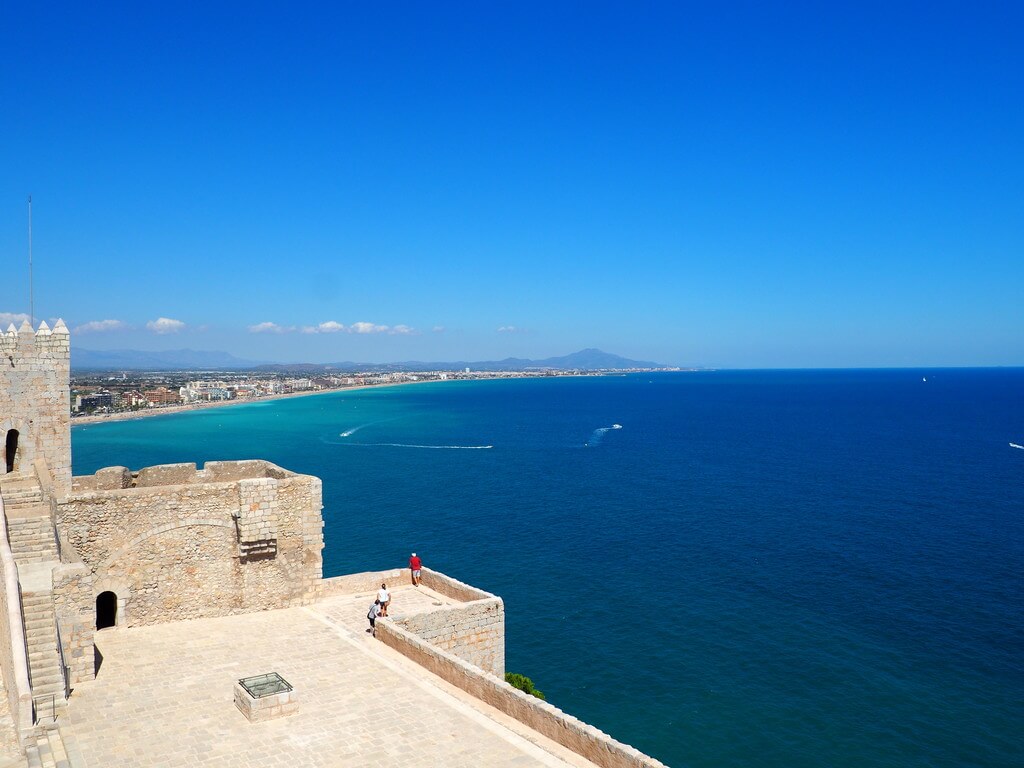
xmin=70 ymin=379 xmax=434 ymax=426
xmin=69 ymin=373 xmax=599 ymax=426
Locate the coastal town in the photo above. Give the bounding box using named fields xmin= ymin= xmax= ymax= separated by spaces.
xmin=69 ymin=367 xmax=629 ymax=419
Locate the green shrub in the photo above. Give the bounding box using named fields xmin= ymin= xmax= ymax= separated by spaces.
xmin=505 ymin=672 xmax=545 ymax=701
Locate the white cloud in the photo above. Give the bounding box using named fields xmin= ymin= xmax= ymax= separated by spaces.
xmin=248 ymin=322 xmax=289 ymax=334
xmin=75 ymin=319 xmax=128 ymax=334
xmin=351 ymin=321 xmax=390 ymax=334
xmin=299 ymin=321 xmax=346 ymax=334
xmin=497 ymin=325 xmax=519 ymax=333
xmin=316 ymin=321 xmax=346 ymax=333
xmin=0 ymin=312 xmax=30 ymax=328
xmin=146 ymin=317 xmax=186 ymax=334
xmin=432 ymin=326 xmax=445 ymax=333
xmin=278 ymin=320 xmax=417 ymax=335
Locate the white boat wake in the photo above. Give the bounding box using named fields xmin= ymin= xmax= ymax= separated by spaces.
xmin=1010 ymin=443 xmax=1024 ymax=450
xmin=586 ymin=423 xmax=623 ymax=447
xmin=341 ymin=443 xmax=493 ymax=450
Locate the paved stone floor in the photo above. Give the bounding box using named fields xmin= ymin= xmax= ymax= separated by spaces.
xmin=63 ymin=587 xmax=596 ymax=767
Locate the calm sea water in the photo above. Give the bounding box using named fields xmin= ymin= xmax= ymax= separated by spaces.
xmin=72 ymin=370 xmax=1024 ymax=767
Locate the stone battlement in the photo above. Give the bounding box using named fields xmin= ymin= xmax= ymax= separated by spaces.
xmin=71 ymin=459 xmax=296 ymax=492
xmin=0 ymin=320 xmax=70 ymax=362
xmin=0 ymin=320 xmax=71 ymax=497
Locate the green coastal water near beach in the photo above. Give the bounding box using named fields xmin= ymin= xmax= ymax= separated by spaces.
xmin=73 ymin=371 xmax=1024 ymax=767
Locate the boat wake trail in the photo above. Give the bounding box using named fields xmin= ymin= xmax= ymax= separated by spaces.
xmin=341 ymin=443 xmax=493 ymax=450
xmin=585 ymin=423 xmax=623 ymax=447
xmin=1011 ymin=443 xmax=1024 ymax=450
xmin=339 ymin=417 xmax=398 ymax=437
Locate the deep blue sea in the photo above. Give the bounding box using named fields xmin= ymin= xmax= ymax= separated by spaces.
xmin=72 ymin=370 xmax=1024 ymax=767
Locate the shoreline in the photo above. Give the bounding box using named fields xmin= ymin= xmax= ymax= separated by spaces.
xmin=70 ymin=378 xmax=441 ymax=426
xmin=70 ymin=373 xmax=606 ymax=426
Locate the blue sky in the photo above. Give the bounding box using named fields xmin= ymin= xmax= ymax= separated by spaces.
xmin=2 ymin=2 xmax=1022 ymax=366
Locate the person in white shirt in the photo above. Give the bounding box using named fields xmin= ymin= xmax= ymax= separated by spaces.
xmin=377 ymin=583 xmax=391 ymax=616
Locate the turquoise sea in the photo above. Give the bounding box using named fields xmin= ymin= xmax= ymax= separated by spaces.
xmin=72 ymin=371 xmax=1024 ymax=767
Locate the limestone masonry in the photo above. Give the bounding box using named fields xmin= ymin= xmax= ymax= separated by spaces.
xmin=0 ymin=320 xmax=666 ymax=768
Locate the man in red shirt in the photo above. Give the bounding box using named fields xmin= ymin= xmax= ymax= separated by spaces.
xmin=409 ymin=552 xmax=422 ymax=586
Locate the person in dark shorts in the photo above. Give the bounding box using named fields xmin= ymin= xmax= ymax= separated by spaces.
xmin=409 ymin=552 xmax=422 ymax=586
xmin=367 ymin=599 xmax=381 ymax=635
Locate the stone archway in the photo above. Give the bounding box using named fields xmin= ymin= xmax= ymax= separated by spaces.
xmin=92 ymin=577 xmax=132 ymax=629
xmin=0 ymin=418 xmax=31 ymax=473
xmin=4 ymin=429 xmax=16 ymax=473
xmin=96 ymin=591 xmax=117 ymax=630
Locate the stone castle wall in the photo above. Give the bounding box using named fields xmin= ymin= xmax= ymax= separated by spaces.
xmin=57 ymin=461 xmax=324 ymax=626
xmin=0 ymin=321 xmax=71 ymax=498
xmin=394 ymin=598 xmax=505 ymax=676
xmin=375 ymin=619 xmax=667 ymax=768
xmin=320 ymin=568 xmax=505 ymax=677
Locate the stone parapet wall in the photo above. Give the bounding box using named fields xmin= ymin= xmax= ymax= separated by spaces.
xmin=419 ymin=568 xmax=496 ymax=603
xmin=320 ymin=568 xmax=505 ymax=677
xmin=318 ymin=569 xmax=409 ymax=597
xmin=394 ymin=598 xmax=505 ymax=676
xmin=57 ymin=465 xmax=324 ymax=626
xmin=376 ymin=619 xmax=667 ymax=768
xmin=135 ymin=463 xmax=199 ymax=488
xmin=71 ymin=460 xmax=292 ymax=493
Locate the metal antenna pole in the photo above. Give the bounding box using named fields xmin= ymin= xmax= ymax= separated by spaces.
xmin=28 ymin=195 xmax=34 ymax=327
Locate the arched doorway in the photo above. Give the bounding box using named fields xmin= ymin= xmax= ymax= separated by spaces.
xmin=96 ymin=591 xmax=118 ymax=630
xmin=4 ymin=429 xmax=17 ymax=473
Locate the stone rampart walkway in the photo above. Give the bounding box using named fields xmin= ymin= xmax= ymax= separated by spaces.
xmin=63 ymin=589 xmax=596 ymax=767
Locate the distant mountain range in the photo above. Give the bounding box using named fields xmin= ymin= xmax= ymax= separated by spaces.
xmin=72 ymin=348 xmax=263 ymax=370
xmin=72 ymin=347 xmax=667 ymax=372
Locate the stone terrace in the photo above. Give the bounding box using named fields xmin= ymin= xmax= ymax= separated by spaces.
xmin=63 ymin=586 xmax=598 ymax=768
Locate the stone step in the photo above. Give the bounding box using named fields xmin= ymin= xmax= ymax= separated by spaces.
xmin=32 ymin=680 xmax=64 ymax=695
xmin=25 ymin=744 xmax=42 ymax=768
xmin=34 ymin=738 xmax=55 ymax=768
xmin=46 ymin=730 xmax=69 ymax=768
xmin=1 ymin=489 xmax=43 ymax=500
xmin=14 ymin=553 xmax=58 ymax=562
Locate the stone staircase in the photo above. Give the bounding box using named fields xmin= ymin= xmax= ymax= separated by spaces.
xmin=5 ymin=517 xmax=58 ymax=565
xmin=1 ymin=473 xmax=58 ymax=565
xmin=21 ymin=591 xmax=66 ymax=723
xmin=24 ymin=726 xmax=74 ymax=768
xmin=0 ymin=471 xmax=69 ymax=741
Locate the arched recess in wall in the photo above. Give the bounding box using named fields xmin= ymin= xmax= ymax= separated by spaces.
xmin=95 ymin=519 xmax=237 ymax=575
xmin=4 ymin=429 xmax=17 ymax=473
xmin=92 ymin=576 xmax=132 ymax=629
xmin=96 ymin=591 xmax=117 ymax=629
xmin=0 ymin=418 xmax=31 ymax=473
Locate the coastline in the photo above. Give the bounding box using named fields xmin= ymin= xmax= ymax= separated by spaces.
xmin=70 ymin=379 xmax=440 ymax=426
xmin=70 ymin=373 xmax=606 ymax=426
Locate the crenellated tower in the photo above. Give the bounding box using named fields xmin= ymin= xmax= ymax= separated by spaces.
xmin=0 ymin=319 xmax=71 ymax=498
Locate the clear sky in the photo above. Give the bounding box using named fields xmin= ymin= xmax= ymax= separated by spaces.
xmin=2 ymin=2 xmax=1022 ymax=367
